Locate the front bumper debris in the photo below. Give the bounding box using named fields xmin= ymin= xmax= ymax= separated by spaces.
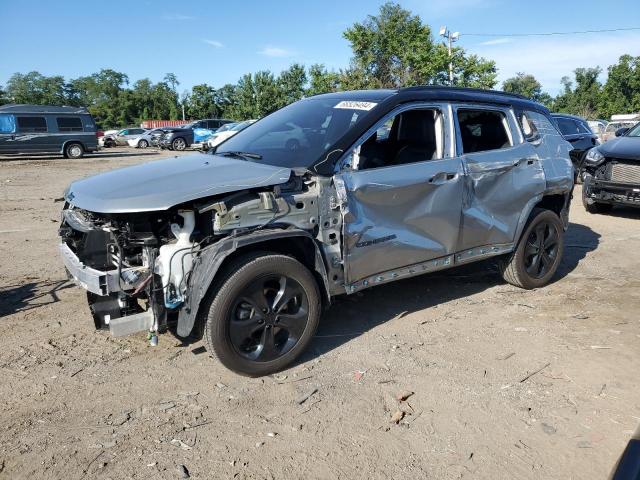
xmin=584 ymin=177 xmax=640 ymax=207
xmin=59 ymin=242 xmax=146 ymax=296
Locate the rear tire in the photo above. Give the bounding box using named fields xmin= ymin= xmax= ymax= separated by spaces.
xmin=64 ymin=142 xmax=84 ymax=159
xmin=498 ymin=208 xmax=564 ymax=289
xmin=203 ymin=252 xmax=321 ymax=376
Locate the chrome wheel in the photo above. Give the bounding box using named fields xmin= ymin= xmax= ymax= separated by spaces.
xmin=229 ymin=274 xmax=309 ymax=362
xmin=138 ymin=139 xmax=149 ymax=148
xmin=172 ymin=138 xmax=186 ymax=150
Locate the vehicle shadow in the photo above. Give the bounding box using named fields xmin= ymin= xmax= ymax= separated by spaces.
xmin=0 ymin=280 xmax=73 ymax=318
xmin=602 ymin=206 xmax=640 ymax=220
xmin=300 ymin=221 xmax=600 ymax=364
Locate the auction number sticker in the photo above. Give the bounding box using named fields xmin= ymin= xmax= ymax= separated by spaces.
xmin=334 ymin=101 xmax=377 ymax=111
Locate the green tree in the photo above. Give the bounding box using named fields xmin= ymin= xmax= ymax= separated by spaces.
xmin=342 ymin=2 xmax=496 ymax=88
xmin=227 ymin=71 xmax=280 ymax=120
xmin=554 ymin=67 xmax=602 ymax=118
xmin=502 ymin=72 xmax=552 ymax=106
xmin=307 ymin=64 xmax=340 ymax=95
xmin=188 ymin=84 xmax=218 ymax=119
xmin=277 ymin=63 xmax=307 ymax=108
xmin=599 ymin=55 xmax=640 ymax=118
xmin=5 ymin=71 xmax=67 ymax=105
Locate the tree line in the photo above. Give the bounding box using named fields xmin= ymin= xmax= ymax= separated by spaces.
xmin=1 ymin=3 xmax=638 ymax=128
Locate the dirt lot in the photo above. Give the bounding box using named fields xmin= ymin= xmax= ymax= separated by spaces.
xmin=1 ymin=148 xmax=639 ymax=479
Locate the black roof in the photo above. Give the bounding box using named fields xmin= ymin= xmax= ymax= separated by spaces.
xmin=0 ymin=104 xmax=90 ymax=114
xmin=312 ymin=86 xmax=547 ymax=113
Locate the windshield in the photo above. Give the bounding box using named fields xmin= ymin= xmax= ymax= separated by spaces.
xmin=626 ymin=123 xmax=640 ymax=137
xmin=215 ymin=97 xmax=373 ymax=168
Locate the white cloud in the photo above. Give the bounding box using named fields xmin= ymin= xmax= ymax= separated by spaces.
xmin=203 ymin=39 xmax=223 ymax=48
xmin=467 ymin=31 xmax=640 ymax=94
xmin=162 ymin=14 xmax=194 ymax=21
xmin=258 ymin=46 xmax=296 ymax=58
xmin=479 ymin=37 xmax=512 ymax=46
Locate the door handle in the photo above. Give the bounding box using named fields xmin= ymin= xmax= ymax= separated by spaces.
xmin=428 ymin=172 xmax=457 ymax=184
xmin=513 ymin=158 xmax=536 ymax=167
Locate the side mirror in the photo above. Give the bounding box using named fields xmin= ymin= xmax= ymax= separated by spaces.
xmin=615 ymin=127 xmax=629 ymax=137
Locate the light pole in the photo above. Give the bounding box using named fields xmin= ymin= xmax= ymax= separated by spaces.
xmin=439 ymin=26 xmax=459 ymax=86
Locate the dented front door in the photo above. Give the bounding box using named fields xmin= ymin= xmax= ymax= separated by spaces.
xmin=337 ymin=157 xmax=464 ymax=285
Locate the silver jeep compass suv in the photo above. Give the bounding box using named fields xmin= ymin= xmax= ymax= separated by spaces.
xmin=58 ymin=87 xmax=574 ymax=376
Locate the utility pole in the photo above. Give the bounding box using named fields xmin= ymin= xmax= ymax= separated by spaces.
xmin=439 ymin=26 xmax=459 ymax=86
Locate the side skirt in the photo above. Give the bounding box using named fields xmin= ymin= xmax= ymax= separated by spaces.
xmin=346 ymin=243 xmax=513 ymax=294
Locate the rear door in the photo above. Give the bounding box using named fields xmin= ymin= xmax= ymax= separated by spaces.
xmin=336 ymin=103 xmax=465 ymax=285
xmin=455 ymin=105 xmax=545 ymax=252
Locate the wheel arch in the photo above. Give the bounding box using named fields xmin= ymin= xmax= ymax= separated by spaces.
xmin=60 ymin=139 xmax=85 ymax=154
xmin=513 ymin=190 xmax=572 ymax=244
xmin=176 ymin=228 xmax=331 ymax=338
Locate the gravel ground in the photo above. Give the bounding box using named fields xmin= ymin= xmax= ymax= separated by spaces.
xmin=1 ymin=147 xmax=639 ymax=479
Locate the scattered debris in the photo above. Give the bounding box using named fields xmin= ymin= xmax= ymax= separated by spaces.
xmin=378 ymin=379 xmax=395 ymax=385
xmin=255 ymin=441 xmax=265 ymax=448
xmin=147 ymin=462 xmax=157 ymax=467
xmin=390 ymin=410 xmax=405 ymax=424
xmin=498 ymin=352 xmax=515 ymax=361
xmin=177 ymin=464 xmax=190 ymax=478
xmin=296 ymin=387 xmax=318 ymax=405
xmin=514 ymin=327 xmax=528 ymax=332
xmin=577 ymin=440 xmax=592 ymax=449
xmin=158 ymin=401 xmax=176 ymax=411
xmin=598 ymin=384 xmax=607 ymax=397
xmin=517 ymin=303 xmax=535 ymax=309
xmin=353 ymin=370 xmax=366 ymax=382
xmin=273 ymin=374 xmax=287 ymax=382
xmin=541 ymin=423 xmax=557 ymax=435
xmin=396 ymin=390 xmax=414 ymax=402
xmin=590 ymin=346 xmax=612 ymax=350
xmin=109 ymin=412 xmax=130 ymax=426
xmin=573 ymin=313 xmax=590 ymax=320
xmin=215 ymin=383 xmax=227 ymax=389
xmin=170 ymin=439 xmax=192 ymax=450
xmin=69 ymin=367 xmax=84 ymax=378
xmin=519 ymin=362 xmax=551 ymax=383
xmin=266 ymin=432 xmax=277 ymax=438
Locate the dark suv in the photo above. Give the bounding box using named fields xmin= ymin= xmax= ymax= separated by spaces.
xmin=582 ymin=121 xmax=640 ymax=213
xmin=551 ymin=113 xmax=599 ymax=179
xmin=158 ymin=118 xmax=233 ymax=151
xmin=0 ymin=104 xmax=99 ymax=158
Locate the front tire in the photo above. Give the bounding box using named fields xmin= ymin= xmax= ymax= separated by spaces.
xmin=498 ymin=208 xmax=564 ymax=289
xmin=172 ymin=137 xmax=186 ymax=151
xmin=138 ymin=139 xmax=149 ymax=149
xmin=64 ymin=142 xmax=84 ymax=159
xmin=203 ymin=252 xmax=321 ymax=376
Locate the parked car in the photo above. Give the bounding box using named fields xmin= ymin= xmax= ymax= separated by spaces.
xmin=603 ymin=121 xmax=636 ymax=143
xmin=127 ymin=128 xmax=165 ymax=148
xmin=158 ymin=118 xmax=233 ymax=150
xmin=58 ymin=87 xmax=573 ymax=376
xmin=582 ymin=121 xmax=640 ymax=213
xmin=587 ymin=119 xmax=608 ymax=142
xmin=551 ymin=113 xmax=599 ymax=180
xmin=98 ymin=129 xmax=120 ymax=148
xmin=207 ymin=120 xmax=256 ymax=149
xmin=0 ymin=104 xmax=98 ymax=158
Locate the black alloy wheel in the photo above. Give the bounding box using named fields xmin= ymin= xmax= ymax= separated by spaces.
xmin=229 ymin=274 xmax=308 ymax=362
xmin=523 ymin=221 xmax=559 ymax=278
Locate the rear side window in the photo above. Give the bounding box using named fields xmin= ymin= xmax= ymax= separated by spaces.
xmin=555 ymin=117 xmax=581 ymax=136
xmin=0 ymin=113 xmax=16 ymax=133
xmin=56 ymin=117 xmax=83 ymax=132
xmin=457 ymin=109 xmax=511 ymax=154
xmin=17 ymin=116 xmax=47 ymax=133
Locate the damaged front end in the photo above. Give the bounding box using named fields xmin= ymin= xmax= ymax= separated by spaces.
xmin=58 ymin=169 xmax=343 ymax=342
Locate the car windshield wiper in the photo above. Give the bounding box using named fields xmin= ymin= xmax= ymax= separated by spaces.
xmin=217 ymin=151 xmax=262 ymax=160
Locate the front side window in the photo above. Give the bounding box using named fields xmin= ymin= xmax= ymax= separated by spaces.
xmin=17 ymin=116 xmax=47 ymax=133
xmin=457 ymin=109 xmax=511 ymax=154
xmin=216 ymin=97 xmax=373 ymax=168
xmin=56 ymin=117 xmax=83 ymax=132
xmin=355 ymin=108 xmax=443 ymax=170
xmin=626 ymin=123 xmax=640 ymax=137
xmin=0 ymin=113 xmax=16 ymax=133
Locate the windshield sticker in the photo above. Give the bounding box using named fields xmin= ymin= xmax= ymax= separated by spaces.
xmin=334 ymin=101 xmax=377 ymax=111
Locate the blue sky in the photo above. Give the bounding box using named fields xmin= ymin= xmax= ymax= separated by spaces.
xmin=1 ymin=0 xmax=639 ymax=95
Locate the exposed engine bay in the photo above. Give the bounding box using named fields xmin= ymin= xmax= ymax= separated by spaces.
xmin=58 ymin=172 xmax=343 ymax=339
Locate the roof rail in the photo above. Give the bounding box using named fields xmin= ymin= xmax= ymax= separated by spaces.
xmin=400 ymin=85 xmax=529 ymax=101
